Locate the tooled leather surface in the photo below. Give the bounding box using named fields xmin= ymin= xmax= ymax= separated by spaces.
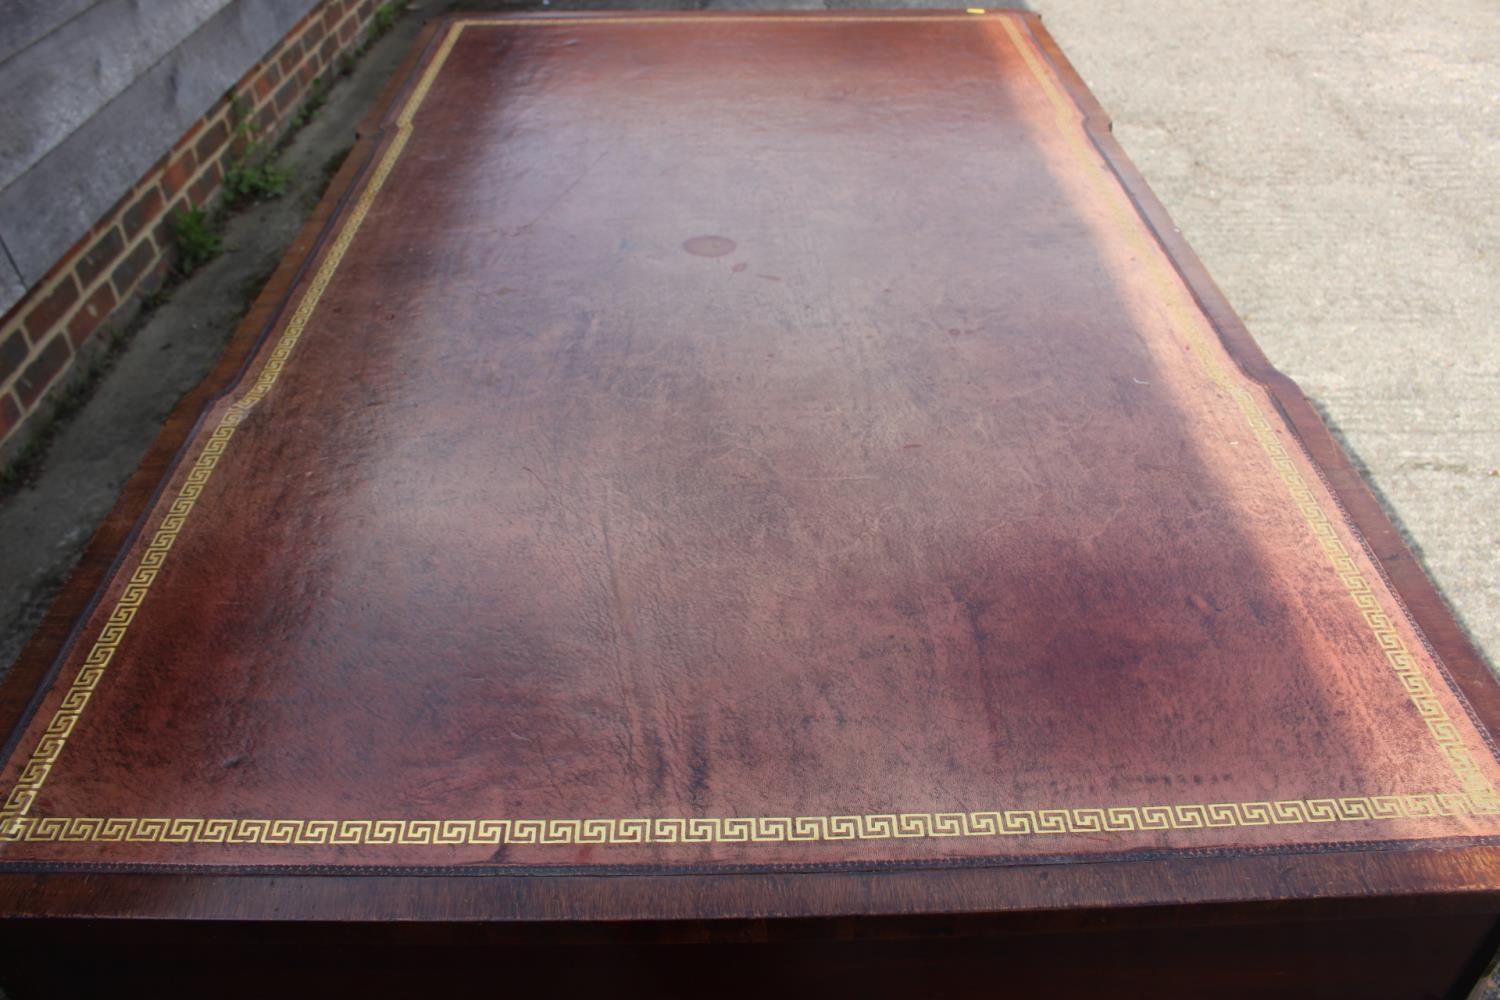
xmin=3 ymin=14 xmax=1499 ymax=871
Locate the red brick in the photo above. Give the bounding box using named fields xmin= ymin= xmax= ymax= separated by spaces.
xmin=13 ymin=334 xmax=71 ymax=408
xmin=30 ymin=237 xmax=85 ymax=296
xmin=253 ymin=60 xmax=283 ymax=102
xmin=359 ymin=0 xmax=375 ymax=19
xmin=161 ymin=150 xmax=197 ymax=198
xmin=154 ymin=199 xmax=189 ymax=250
xmin=338 ymin=18 xmax=355 ymax=45
xmin=275 ymin=73 xmax=303 ymax=114
xmin=254 ymin=102 xmax=277 ymax=133
xmin=318 ymin=34 xmax=337 ymax=66
xmin=227 ymin=129 xmax=252 ymax=164
xmin=141 ymin=256 xmax=173 ymax=296
xmin=0 ymin=391 xmax=20 ymax=441
xmin=188 ymin=161 xmax=222 ymax=207
xmin=67 ymin=282 xmax=117 ymax=349
xmin=321 ymin=5 xmax=339 ymax=31
xmin=122 ymin=186 xmax=164 ymax=242
xmin=173 ymin=119 xmax=206 ymax=156
xmin=21 ymin=275 xmax=80 ymax=343
xmin=194 ymin=117 xmax=231 ymax=165
xmin=111 ymin=238 xmax=156 ymax=297
xmin=279 ymin=42 xmax=302 ymax=75
xmin=234 ymin=62 xmax=259 ymax=96
xmin=1 ymin=326 xmax=28 ymax=382
xmin=304 ymin=22 xmax=326 ymax=51
xmin=75 ymin=227 xmax=125 ymax=290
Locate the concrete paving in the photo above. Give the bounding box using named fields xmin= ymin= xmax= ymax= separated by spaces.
xmin=0 ymin=9 xmax=433 ymax=672
xmin=1025 ymin=11 xmax=1499 ymax=993
xmin=1034 ymin=0 xmax=1500 ymax=677
xmin=0 ymin=0 xmax=1495 ymax=991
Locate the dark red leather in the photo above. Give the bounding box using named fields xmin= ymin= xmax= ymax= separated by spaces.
xmin=2 ymin=12 xmax=1497 ymax=872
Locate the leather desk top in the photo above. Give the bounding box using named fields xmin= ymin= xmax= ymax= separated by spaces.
xmin=3 ymin=12 xmax=1500 ymax=897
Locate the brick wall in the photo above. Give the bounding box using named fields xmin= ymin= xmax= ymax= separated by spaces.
xmin=0 ymin=0 xmax=384 ymax=456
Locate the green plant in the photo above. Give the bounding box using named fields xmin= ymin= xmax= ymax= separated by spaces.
xmin=373 ymin=2 xmax=406 ymax=37
xmin=222 ymin=94 xmax=291 ymax=206
xmin=169 ymin=207 xmax=222 ymax=274
xmin=289 ymin=74 xmax=330 ymax=130
xmin=229 ymin=91 xmax=254 ymax=126
xmin=224 ymin=154 xmax=289 ymax=205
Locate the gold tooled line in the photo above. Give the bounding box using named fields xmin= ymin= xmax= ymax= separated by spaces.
xmin=996 ymin=17 xmax=1497 ymax=812
xmin=0 ymin=795 xmax=1479 ymax=847
xmin=2 ymin=16 xmax=1493 ymax=849
xmin=0 ymin=18 xmax=465 ymax=837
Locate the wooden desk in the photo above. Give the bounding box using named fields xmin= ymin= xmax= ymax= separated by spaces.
xmin=3 ymin=12 xmax=1499 ymax=997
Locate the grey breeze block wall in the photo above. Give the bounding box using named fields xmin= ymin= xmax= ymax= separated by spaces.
xmin=0 ymin=0 xmax=324 ymax=317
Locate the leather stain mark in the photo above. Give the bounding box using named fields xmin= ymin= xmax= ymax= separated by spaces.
xmin=682 ymin=235 xmax=736 ymax=257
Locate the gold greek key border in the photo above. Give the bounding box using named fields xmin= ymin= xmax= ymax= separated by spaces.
xmin=0 ymin=21 xmax=464 ymax=836
xmin=0 ymin=795 xmax=1482 ymax=846
xmin=1 ymin=15 xmax=1495 ymax=852
xmin=999 ymin=18 xmax=1500 ymax=813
